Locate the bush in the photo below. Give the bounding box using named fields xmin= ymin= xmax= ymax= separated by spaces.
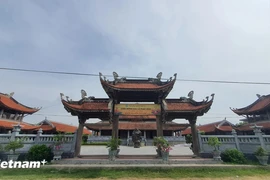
xmin=185 ymin=135 xmax=192 ymax=144
xmin=254 ymin=147 xmax=268 ymax=156
xmin=82 ymin=134 xmax=88 ymax=144
xmin=5 ymin=139 xmax=24 ymax=154
xmin=27 ymin=144 xmax=53 ymax=162
xmin=221 ymin=149 xmax=247 ymax=164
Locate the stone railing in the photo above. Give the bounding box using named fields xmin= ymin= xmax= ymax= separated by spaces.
xmin=164 ymin=136 xmax=186 ymax=145
xmin=0 ymin=125 xmax=76 ymax=158
xmin=198 ymin=126 xmax=270 ymax=154
xmin=87 ymin=136 xmax=111 ymax=143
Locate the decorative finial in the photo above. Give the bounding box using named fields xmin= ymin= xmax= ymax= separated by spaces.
xmin=81 ymin=89 xmax=87 ymax=99
xmin=210 ymin=93 xmax=215 ymax=101
xmin=9 ymin=92 xmax=14 ymax=97
xmin=113 ymin=72 xmax=119 ymax=80
xmin=187 ymin=91 xmax=194 ymax=99
xmin=173 ymin=73 xmax=177 ymax=79
xmin=156 ymin=72 xmax=162 ymax=80
xmin=66 ymin=96 xmax=69 ymax=101
xmin=60 ymin=93 xmax=64 ymax=100
xmin=205 ymin=96 xmax=209 ymax=102
xmin=256 ymin=94 xmax=261 ymax=98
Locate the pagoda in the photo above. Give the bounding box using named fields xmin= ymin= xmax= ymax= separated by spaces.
xmin=0 ymin=92 xmax=40 ymax=133
xmin=231 ymin=94 xmax=270 ymax=134
xmin=61 ymin=72 xmax=214 ymax=157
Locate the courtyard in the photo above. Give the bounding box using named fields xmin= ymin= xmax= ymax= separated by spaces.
xmin=80 ymin=144 xmax=193 ymax=156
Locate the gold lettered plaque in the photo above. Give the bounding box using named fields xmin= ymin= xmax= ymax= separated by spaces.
xmin=114 ymin=104 xmax=161 ymax=116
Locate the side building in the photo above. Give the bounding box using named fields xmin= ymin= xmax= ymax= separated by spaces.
xmin=231 ymin=94 xmax=270 ymax=135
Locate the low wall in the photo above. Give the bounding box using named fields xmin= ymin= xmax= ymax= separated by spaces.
xmin=0 ymin=127 xmax=76 ymax=160
xmin=198 ymin=127 xmax=270 ymax=155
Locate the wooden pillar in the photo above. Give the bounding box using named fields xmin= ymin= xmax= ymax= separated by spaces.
xmin=156 ymin=115 xmax=163 ymax=137
xmin=112 ymin=115 xmax=119 ymax=139
xmin=189 ymin=117 xmax=200 ymax=157
xmin=74 ymin=117 xmax=86 ymax=157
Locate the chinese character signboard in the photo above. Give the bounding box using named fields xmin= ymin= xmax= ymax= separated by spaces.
xmin=114 ymin=104 xmax=161 ymax=116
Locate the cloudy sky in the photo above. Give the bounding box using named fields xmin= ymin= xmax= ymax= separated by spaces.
xmin=0 ymin=0 xmax=269 ymax=127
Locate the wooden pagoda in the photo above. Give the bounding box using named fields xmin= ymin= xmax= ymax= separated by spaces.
xmin=61 ymin=72 xmax=214 ymax=157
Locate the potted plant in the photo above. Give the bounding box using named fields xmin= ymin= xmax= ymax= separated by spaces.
xmin=254 ymin=146 xmax=269 ymax=165
xmin=106 ymin=138 xmax=121 ymax=161
xmin=52 ymin=133 xmax=66 ymax=160
xmin=4 ymin=138 xmax=24 ymax=161
xmin=153 ymin=136 xmax=172 ymax=162
xmin=207 ymin=137 xmax=221 ymax=160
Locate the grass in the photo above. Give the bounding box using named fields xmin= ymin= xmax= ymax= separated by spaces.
xmin=0 ymin=167 xmax=270 ymax=179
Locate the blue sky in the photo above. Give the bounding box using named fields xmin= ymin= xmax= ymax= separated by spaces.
xmin=0 ymin=0 xmax=270 ymax=126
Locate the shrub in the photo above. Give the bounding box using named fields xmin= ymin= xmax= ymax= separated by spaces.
xmin=5 ymin=139 xmax=24 ymax=154
xmin=207 ymin=137 xmax=221 ymax=151
xmin=254 ymin=146 xmax=268 ymax=156
xmin=27 ymin=144 xmax=53 ymax=162
xmin=185 ymin=135 xmax=192 ymax=144
xmin=221 ymin=149 xmax=246 ymax=164
xmin=107 ymin=138 xmax=121 ymax=151
xmin=82 ymin=134 xmax=88 ymax=144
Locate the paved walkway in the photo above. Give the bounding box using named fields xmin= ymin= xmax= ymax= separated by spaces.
xmin=80 ymin=144 xmax=193 ymax=156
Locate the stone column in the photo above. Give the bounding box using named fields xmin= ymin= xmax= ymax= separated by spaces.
xmin=156 ymin=115 xmax=163 ymax=137
xmin=11 ymin=124 xmax=21 ymax=141
xmin=35 ymin=128 xmax=43 ymax=144
xmin=252 ymin=125 xmax=266 ymax=149
xmin=231 ymin=129 xmax=240 ymax=150
xmin=112 ymin=115 xmax=119 ymax=139
xmin=189 ymin=117 xmax=200 ymax=157
xmin=74 ymin=117 xmax=86 ymax=157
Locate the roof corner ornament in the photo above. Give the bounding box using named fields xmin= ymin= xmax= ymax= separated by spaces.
xmin=256 ymin=94 xmax=261 ymax=98
xmin=187 ymin=91 xmax=194 ymax=100
xmin=81 ymin=89 xmax=87 ymax=99
xmin=60 ymin=93 xmax=65 ymax=100
xmin=156 ymin=72 xmax=162 ymax=81
xmin=173 ymin=73 xmax=177 ymax=79
xmin=203 ymin=96 xmax=209 ymax=102
xmin=99 ymin=72 xmax=106 ymax=81
xmin=210 ymin=93 xmax=215 ymax=101
xmin=66 ymin=96 xmax=69 ymax=101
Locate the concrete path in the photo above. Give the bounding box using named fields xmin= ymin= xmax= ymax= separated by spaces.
xmin=80 ymin=144 xmax=193 ymax=156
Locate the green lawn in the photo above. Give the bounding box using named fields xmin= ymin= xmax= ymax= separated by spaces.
xmin=0 ymin=167 xmax=269 ymax=179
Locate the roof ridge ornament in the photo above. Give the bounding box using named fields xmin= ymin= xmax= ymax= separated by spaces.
xmin=113 ymin=72 xmax=119 ymax=80
xmin=187 ymin=91 xmax=194 ymax=100
xmin=180 ymin=90 xmax=194 ymax=102
xmin=156 ymin=72 xmax=162 ymax=81
xmin=256 ymin=94 xmax=261 ymax=99
xmin=5 ymin=92 xmax=15 ymax=98
xmin=81 ymin=89 xmax=87 ymax=99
